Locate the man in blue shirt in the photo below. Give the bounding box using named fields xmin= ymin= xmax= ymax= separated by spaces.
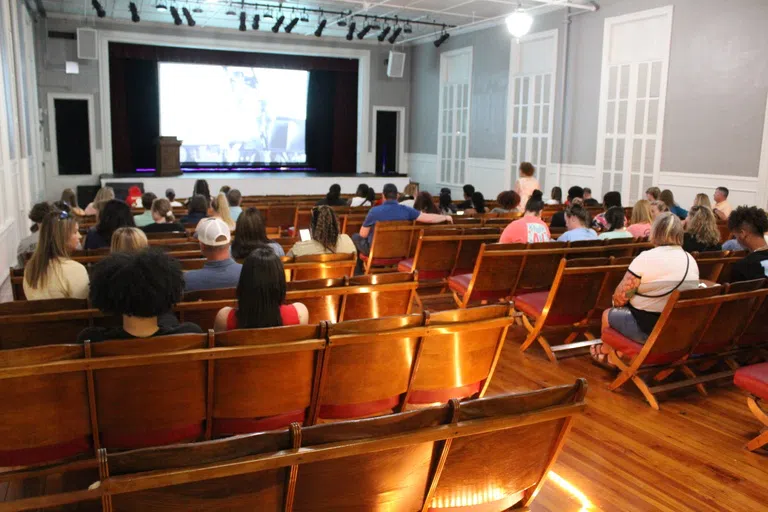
xmin=184 ymin=218 xmax=243 ymax=292
xmin=227 ymin=189 xmax=243 ymax=222
xmin=352 ymin=183 xmax=452 ymax=273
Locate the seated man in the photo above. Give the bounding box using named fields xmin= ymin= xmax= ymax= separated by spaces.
xmin=728 ymin=206 xmax=768 ymax=282
xmin=227 ymin=188 xmax=243 ymax=221
xmin=457 ymin=184 xmax=475 ymax=210
xmin=550 ymin=186 xmax=584 ymax=228
xmin=713 ymin=186 xmax=732 ymax=221
xmin=583 ymin=187 xmax=600 ymax=207
xmin=185 ymin=218 xmax=243 ymax=292
xmin=133 ymin=192 xmax=157 ymax=227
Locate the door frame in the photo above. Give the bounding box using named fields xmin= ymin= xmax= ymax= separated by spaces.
xmin=372 ymin=105 xmax=406 ymax=175
xmin=47 ymin=92 xmax=97 ymax=178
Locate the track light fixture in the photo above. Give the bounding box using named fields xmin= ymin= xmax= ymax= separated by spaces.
xmin=285 ymin=16 xmax=300 ymax=33
xmin=434 ymin=30 xmax=450 ymax=47
xmin=252 ymin=14 xmax=260 ymax=30
xmin=91 ymin=0 xmax=106 ymax=18
xmin=346 ymin=21 xmax=356 ymax=41
xmin=314 ymin=18 xmax=327 ymax=37
xmin=239 ymin=11 xmax=246 ymax=31
xmin=357 ymin=24 xmax=372 ymax=40
xmin=263 ymin=8 xmax=273 ymax=19
xmin=300 ymin=9 xmax=310 ymax=22
xmin=272 ymin=15 xmax=285 ymax=33
xmin=155 ymin=3 xmax=167 ymax=12
xmin=226 ymin=9 xmax=236 ymax=16
xmin=377 ymin=25 xmax=391 ymax=42
xmin=370 ymin=18 xmax=381 ymax=30
xmin=403 ymin=21 xmax=412 ymax=34
xmin=182 ymin=7 xmax=195 ymax=26
xmin=192 ymin=7 xmax=202 ymax=14
xmin=337 ymin=17 xmax=347 ymax=27
xmin=129 ymin=2 xmax=140 ymax=22
xmin=170 ymin=6 xmax=182 ymax=25
xmin=388 ymin=26 xmax=402 ymax=44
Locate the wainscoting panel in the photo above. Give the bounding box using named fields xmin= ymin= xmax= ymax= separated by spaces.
xmin=657 ymin=172 xmax=759 ymax=210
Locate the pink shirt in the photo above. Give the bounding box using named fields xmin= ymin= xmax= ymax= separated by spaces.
xmin=627 ymin=223 xmax=651 ymax=239
xmin=500 ymin=216 xmax=552 ymax=244
xmin=514 ymin=177 xmax=541 ymax=209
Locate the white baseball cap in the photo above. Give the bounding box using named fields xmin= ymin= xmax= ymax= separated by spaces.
xmin=195 ymin=218 xmax=232 ymax=247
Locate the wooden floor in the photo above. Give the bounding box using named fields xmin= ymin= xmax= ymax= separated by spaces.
xmin=487 ymin=322 xmax=768 ymax=512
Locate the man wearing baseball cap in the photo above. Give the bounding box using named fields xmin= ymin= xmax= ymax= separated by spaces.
xmin=184 ymin=217 xmax=242 ymax=292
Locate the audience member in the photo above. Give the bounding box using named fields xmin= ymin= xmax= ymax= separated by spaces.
xmin=214 ymin=246 xmax=309 ymax=331
xmin=413 ymin=192 xmax=439 ymax=214
xmin=84 ymin=186 xmax=115 ymax=216
xmin=399 ymin=183 xmax=419 ymax=207
xmin=23 ymin=210 xmax=88 ymax=300
xmin=660 ymin=189 xmax=688 ymax=220
xmin=713 ymin=187 xmax=732 ymax=221
xmin=439 ymin=188 xmax=457 ymax=214
xmin=316 ymin=184 xmax=347 ymax=206
xmin=557 ymin=204 xmax=597 ymax=242
xmin=650 ymin=200 xmax=669 ymax=219
xmin=193 ymin=179 xmax=212 ymax=205
xmin=231 ymin=208 xmax=285 ymax=259
xmin=227 ymin=189 xmax=243 ymax=221
xmin=458 ymin=184 xmax=475 ymax=209
xmin=500 ymin=190 xmax=551 ymax=243
xmin=133 ymin=192 xmax=157 ymax=227
xmin=180 ymin=194 xmax=209 ymax=225
xmin=598 ymin=206 xmax=633 ymax=240
xmin=592 ymin=191 xmax=625 ymax=231
xmin=77 ymin=250 xmax=202 ymax=342
xmin=465 ymin=192 xmax=486 ymax=215
xmin=60 ymin=188 xmax=85 ymax=216
xmin=682 ymin=206 xmax=722 ymax=253
xmin=17 ymin=202 xmax=53 ymax=268
xmin=646 ymin=187 xmax=661 ymax=202
xmin=728 ymin=206 xmax=768 ymax=282
xmin=592 ymin=213 xmax=699 ymax=364
xmin=692 ymin=193 xmax=711 ymax=209
xmin=627 ymin=200 xmax=653 ymax=239
xmin=111 ymin=227 xmax=149 ymax=253
xmin=366 ymin=187 xmax=377 ymax=206
xmin=85 ymin=199 xmax=136 ymax=250
xmin=287 ymin=206 xmax=356 ymax=257
xmin=350 ymin=184 xmax=373 ymax=207
xmin=212 ymin=192 xmax=236 ymax=230
xmin=545 ymin=186 xmax=562 ymax=206
xmin=219 ymin=185 xmax=231 ymax=195
xmin=550 ymin=186 xmax=584 ymax=228
xmin=125 ymin=186 xmax=143 ymax=208
xmin=166 ymin=188 xmax=183 ymax=207
xmin=490 ymin=191 xmax=521 ymax=214
xmin=142 ymin=198 xmax=186 ymax=233
xmin=514 ymin=162 xmax=540 ymax=208
xmin=582 ymin=187 xmax=600 ymax=207
xmin=185 ymin=218 xmax=243 ymax=292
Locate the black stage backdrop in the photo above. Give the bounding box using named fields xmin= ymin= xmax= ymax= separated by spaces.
xmin=109 ymin=42 xmax=359 ymax=174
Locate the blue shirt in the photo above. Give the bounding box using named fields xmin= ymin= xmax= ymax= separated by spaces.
xmin=184 ymin=258 xmax=242 ymax=292
xmin=229 ymin=206 xmax=242 ymax=222
xmin=558 ymin=228 xmax=598 ymax=243
xmin=362 ymin=200 xmax=420 ymax=243
xmin=670 ymin=205 xmax=688 ymax=220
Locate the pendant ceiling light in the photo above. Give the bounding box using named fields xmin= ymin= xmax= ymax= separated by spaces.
xmin=505 ymin=10 xmax=533 ymax=39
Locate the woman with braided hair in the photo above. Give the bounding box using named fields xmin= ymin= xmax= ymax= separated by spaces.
xmin=287 ymin=205 xmax=356 ymax=258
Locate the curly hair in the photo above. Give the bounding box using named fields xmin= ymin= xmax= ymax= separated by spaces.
xmin=497 ymin=191 xmax=521 ymax=211
xmin=686 ymin=206 xmax=720 ymax=246
xmin=728 ymin=206 xmax=768 ymax=236
xmin=519 ymin=162 xmax=535 ymax=177
xmin=310 ymin=205 xmax=341 ymax=253
xmin=90 ymin=249 xmax=184 ymax=317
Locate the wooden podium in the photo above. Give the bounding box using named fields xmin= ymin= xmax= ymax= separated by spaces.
xmin=156 ymin=136 xmax=183 ymax=176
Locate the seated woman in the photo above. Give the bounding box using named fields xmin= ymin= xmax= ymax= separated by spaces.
xmin=592 ymin=191 xmax=627 ymax=231
xmin=545 ymin=186 xmax=562 ymax=206
xmin=650 ymin=200 xmax=669 ymax=220
xmin=412 ymin=192 xmax=439 ymax=214
xmin=557 ymin=204 xmax=597 ymax=242
xmin=349 ymin=184 xmax=372 ymax=207
xmin=627 ymin=199 xmax=653 ymax=239
xmin=660 ymin=189 xmax=688 ymax=220
xmin=683 ymin=206 xmax=722 ymax=253
xmin=84 ymin=186 xmax=114 ymax=216
xmin=24 ymin=210 xmax=88 ymax=300
xmin=500 ymin=190 xmax=551 ymax=243
xmin=142 ymin=198 xmax=186 ymax=233
xmin=316 ymin=184 xmax=348 ymax=207
xmin=287 ymin=206 xmax=356 ymax=257
xmin=438 ymin=189 xmax=457 ymax=214
xmin=212 ymin=192 xmax=236 ymax=230
xmin=84 ymin=199 xmax=136 ymax=250
xmin=692 ymin=192 xmax=711 ymax=209
xmin=399 ymin=183 xmax=419 ymax=207
xmin=231 ymin=208 xmax=285 ymax=258
xmin=17 ymin=202 xmax=53 ymax=268
xmin=179 ymin=194 xmax=209 ymax=226
xmin=60 ymin=188 xmax=86 ymax=217
xmin=591 ymin=213 xmax=700 ymax=363
xmin=728 ymin=206 xmax=768 ymax=282
xmin=214 ymin=246 xmax=309 ymax=331
xmin=111 ymin=227 xmax=149 ymax=253
xmin=598 ymin=206 xmax=634 ymax=240
xmin=464 ymin=192 xmax=487 ymax=215
xmin=490 ymin=191 xmax=521 ymax=215
xmin=77 ymin=249 xmax=203 ymax=342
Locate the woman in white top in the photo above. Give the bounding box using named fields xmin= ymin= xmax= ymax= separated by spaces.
xmin=349 ymin=184 xmax=373 ymax=207
xmin=545 ymin=186 xmax=562 ymax=206
xmin=287 ymin=206 xmax=357 ymax=258
xmin=513 ymin=162 xmax=541 ymax=209
xmin=23 ymin=210 xmax=89 ymax=300
xmin=399 ymin=183 xmax=419 ymax=208
xmin=591 ymin=213 xmax=700 ymax=364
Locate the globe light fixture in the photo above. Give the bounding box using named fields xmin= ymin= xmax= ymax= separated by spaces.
xmin=506 ymin=10 xmax=533 ymax=39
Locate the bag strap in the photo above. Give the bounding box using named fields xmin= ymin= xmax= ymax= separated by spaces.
xmin=635 ymin=251 xmax=690 ymax=299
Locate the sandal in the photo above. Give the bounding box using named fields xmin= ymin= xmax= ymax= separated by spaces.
xmin=590 ymin=344 xmax=617 ymax=371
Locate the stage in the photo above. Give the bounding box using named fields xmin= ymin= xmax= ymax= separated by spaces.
xmin=100 ymin=173 xmax=411 ymax=199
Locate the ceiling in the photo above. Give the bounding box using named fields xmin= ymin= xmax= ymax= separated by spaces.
xmin=41 ymin=0 xmax=595 ymax=44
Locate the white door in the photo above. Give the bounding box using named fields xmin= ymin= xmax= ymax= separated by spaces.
xmin=596 ymin=6 xmax=673 ymax=202
xmin=437 ymin=47 xmax=472 ymax=187
xmin=506 ymin=29 xmax=558 ymax=192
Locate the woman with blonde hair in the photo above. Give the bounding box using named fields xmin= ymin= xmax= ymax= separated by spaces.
xmin=650 ymin=200 xmax=669 ymax=220
xmin=60 ymin=188 xmax=85 ymax=216
xmin=693 ymin=193 xmax=711 ymax=209
xmin=84 ymin=186 xmax=115 ymax=216
xmin=142 ymin=198 xmax=186 ymax=234
xmin=23 ymin=210 xmax=89 ymax=300
xmin=683 ymin=206 xmax=722 ymax=253
xmin=628 ymin=199 xmax=653 ymax=239
xmin=111 ymin=227 xmax=149 ymax=253
xmin=399 ymin=183 xmax=419 ymax=207
xmin=212 ymin=192 xmax=235 ymax=230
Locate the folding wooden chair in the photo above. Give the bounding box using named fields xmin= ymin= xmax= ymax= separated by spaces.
xmin=342 ymin=213 xmax=366 ymax=236
xmin=287 ymin=278 xmax=348 ymax=323
xmin=693 ymin=252 xmax=730 ymax=282
xmin=734 ymin=362 xmax=768 ymax=451
xmin=447 ymin=243 xmax=527 ymax=308
xmin=734 ymin=281 xmax=768 ymax=351
xmin=289 ymin=252 xmax=356 ymax=281
xmin=716 ymin=256 xmax=746 ymax=284
xmin=265 ymin=204 xmax=297 ymax=232
xmin=342 ymin=272 xmax=418 ymax=321
xmin=362 ymin=220 xmax=415 ymax=274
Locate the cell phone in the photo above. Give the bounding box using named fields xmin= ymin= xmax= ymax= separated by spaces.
xmin=300 ymin=229 xmax=311 ymax=242
xmin=456 ymin=211 xmax=465 ymax=216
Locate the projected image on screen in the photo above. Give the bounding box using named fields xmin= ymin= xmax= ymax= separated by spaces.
xmin=159 ymin=62 xmax=309 ymax=165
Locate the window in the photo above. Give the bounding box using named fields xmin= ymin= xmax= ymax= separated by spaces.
xmin=437 ymin=48 xmax=472 ymax=186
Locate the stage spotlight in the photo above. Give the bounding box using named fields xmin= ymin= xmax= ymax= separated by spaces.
xmin=91 ymin=0 xmax=106 ymax=18
xmin=272 ymin=15 xmax=285 ymax=33
xmin=155 ymin=3 xmax=167 ymax=12
xmin=192 ymin=7 xmax=202 ymax=14
xmin=357 ymin=24 xmax=372 ymax=39
xmin=434 ymin=31 xmax=450 ymax=47
xmin=239 ymin=11 xmax=246 ymax=31
xmin=263 ymin=9 xmax=273 ymax=19
xmin=403 ymin=21 xmax=413 ymax=34
xmin=300 ymin=9 xmax=310 ymax=22
xmin=388 ymin=26 xmax=402 ymax=44
xmin=377 ymin=25 xmax=391 ymax=42
xmin=252 ymin=14 xmax=260 ymax=30
xmin=182 ymin=7 xmax=195 ymax=26
xmin=285 ymin=17 xmax=299 ymax=33
xmin=346 ymin=21 xmax=356 ymax=40
xmin=337 ymin=17 xmax=347 ymax=27
xmin=314 ymin=19 xmax=327 ymax=37
xmin=129 ymin=1 xmax=140 ymax=22
xmin=169 ymin=6 xmax=182 ymax=25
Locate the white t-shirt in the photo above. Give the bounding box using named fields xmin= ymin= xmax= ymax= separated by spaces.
xmin=628 ymin=246 xmax=700 ymax=313
xmin=350 ymin=197 xmax=372 ymax=207
xmin=399 ymin=199 xmax=415 ymax=208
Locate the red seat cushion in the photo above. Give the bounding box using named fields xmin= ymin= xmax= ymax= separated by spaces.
xmin=100 ymin=422 xmax=204 ymax=451
xmin=408 ymin=381 xmax=483 ymax=404
xmin=735 ymin=363 xmax=768 ymax=401
xmin=447 ymin=274 xmax=508 ymax=301
xmin=398 ymin=258 xmax=449 ymax=280
xmin=319 ymin=396 xmax=401 ymax=420
xmin=0 ymin=437 xmax=91 ymax=467
xmin=513 ymin=291 xmax=586 ymax=326
xmin=359 ymin=253 xmax=404 ymax=266
xmin=601 ymin=327 xmax=686 ymax=365
xmin=397 ymin=258 xmax=414 ymax=273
